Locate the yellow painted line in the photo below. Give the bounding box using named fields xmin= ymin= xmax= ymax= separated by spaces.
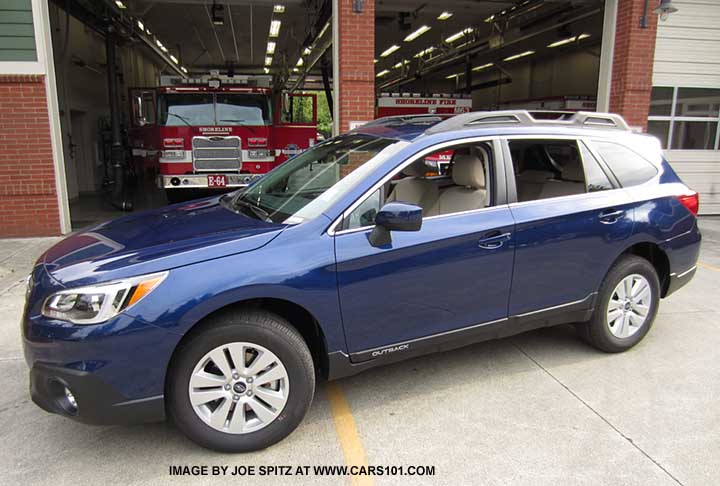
xmin=326 ymin=382 xmax=374 ymax=486
xmin=698 ymin=261 xmax=720 ymax=272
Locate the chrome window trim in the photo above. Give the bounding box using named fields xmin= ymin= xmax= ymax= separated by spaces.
xmin=327 ymin=136 xmax=498 ymax=236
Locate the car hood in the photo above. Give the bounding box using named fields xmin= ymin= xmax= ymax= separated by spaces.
xmin=42 ymin=197 xmax=285 ymax=287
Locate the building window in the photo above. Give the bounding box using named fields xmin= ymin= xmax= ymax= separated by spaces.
xmin=647 ymin=87 xmax=720 ymax=150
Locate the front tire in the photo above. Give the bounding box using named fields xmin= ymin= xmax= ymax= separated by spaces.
xmin=582 ymin=255 xmax=660 ymax=353
xmin=168 ymin=311 xmax=315 ymax=452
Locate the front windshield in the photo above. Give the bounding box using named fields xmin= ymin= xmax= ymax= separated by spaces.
xmin=231 ymin=134 xmax=408 ymax=224
xmin=158 ymin=93 xmax=271 ymax=126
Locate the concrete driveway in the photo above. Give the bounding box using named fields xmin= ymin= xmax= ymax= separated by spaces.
xmin=1 ymin=219 xmax=718 ymax=486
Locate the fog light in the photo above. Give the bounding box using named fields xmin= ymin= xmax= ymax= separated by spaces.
xmin=64 ymin=387 xmax=77 ymax=410
xmin=170 ymin=177 xmax=180 ymax=186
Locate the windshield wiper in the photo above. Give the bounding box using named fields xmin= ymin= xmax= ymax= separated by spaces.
xmin=167 ymin=112 xmax=193 ymax=127
xmin=234 ymin=198 xmax=272 ymax=222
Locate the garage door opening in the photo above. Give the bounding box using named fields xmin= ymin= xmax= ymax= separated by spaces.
xmin=48 ymin=0 xmax=334 ymax=230
xmin=374 ymin=1 xmax=608 ymax=116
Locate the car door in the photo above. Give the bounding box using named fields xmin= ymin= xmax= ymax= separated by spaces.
xmin=504 ymin=136 xmax=634 ymax=317
xmin=333 ymin=138 xmax=516 ymax=362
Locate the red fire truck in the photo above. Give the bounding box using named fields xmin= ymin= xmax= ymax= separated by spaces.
xmin=129 ymin=76 xmax=317 ymax=201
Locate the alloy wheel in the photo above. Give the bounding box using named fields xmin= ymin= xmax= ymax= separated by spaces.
xmin=188 ymin=342 xmax=289 ymax=434
xmin=606 ymin=274 xmax=652 ymax=339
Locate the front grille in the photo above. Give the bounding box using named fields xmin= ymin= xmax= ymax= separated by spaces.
xmin=192 ymin=136 xmax=241 ymax=171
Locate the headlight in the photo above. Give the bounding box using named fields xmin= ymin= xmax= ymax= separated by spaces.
xmin=42 ymin=272 xmax=167 ymax=325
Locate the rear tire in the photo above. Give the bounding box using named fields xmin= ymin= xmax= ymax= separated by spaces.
xmin=581 ymin=255 xmax=660 ymax=353
xmin=168 ymin=310 xmax=315 ymax=452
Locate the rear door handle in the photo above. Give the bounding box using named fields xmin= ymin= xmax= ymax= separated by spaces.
xmin=599 ymin=209 xmax=625 ymax=224
xmin=478 ymin=231 xmax=511 ymax=249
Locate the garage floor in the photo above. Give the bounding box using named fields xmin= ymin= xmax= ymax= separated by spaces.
xmin=1 ymin=219 xmax=718 ymax=486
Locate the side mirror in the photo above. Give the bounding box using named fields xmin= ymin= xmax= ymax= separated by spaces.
xmin=137 ymin=116 xmax=148 ymax=127
xmin=369 ymin=202 xmax=422 ymax=247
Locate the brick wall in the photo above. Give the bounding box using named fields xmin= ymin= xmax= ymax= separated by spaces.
xmin=0 ymin=75 xmax=61 ymax=237
xmin=337 ymin=0 xmax=375 ymax=133
xmin=608 ymin=0 xmax=658 ymax=130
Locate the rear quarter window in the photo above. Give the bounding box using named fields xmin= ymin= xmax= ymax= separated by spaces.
xmin=593 ymin=141 xmax=659 ymax=187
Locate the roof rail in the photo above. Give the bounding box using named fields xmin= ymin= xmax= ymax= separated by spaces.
xmin=424 ymin=110 xmax=631 ymax=135
xmin=360 ymin=114 xmax=448 ymax=129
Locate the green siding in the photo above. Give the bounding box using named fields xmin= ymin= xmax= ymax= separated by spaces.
xmin=0 ymin=0 xmax=37 ymax=62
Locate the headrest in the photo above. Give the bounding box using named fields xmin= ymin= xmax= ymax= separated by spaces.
xmin=561 ymin=162 xmax=585 ymax=182
xmin=452 ymin=153 xmax=486 ymax=189
xmin=404 ymin=159 xmax=428 ymax=177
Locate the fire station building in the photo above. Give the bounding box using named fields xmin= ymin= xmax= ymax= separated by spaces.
xmin=0 ymin=0 xmax=717 ymax=237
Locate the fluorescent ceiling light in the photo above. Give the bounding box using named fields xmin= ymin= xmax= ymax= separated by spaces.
xmin=437 ymin=11 xmax=453 ymax=20
xmin=266 ymin=41 xmax=276 ymax=54
xmin=265 ymin=56 xmax=273 ymax=66
xmin=414 ymin=46 xmax=435 ymax=58
xmin=445 ymin=28 xmax=473 ymax=43
xmin=446 ymin=72 xmax=463 ymax=80
xmin=169 ymin=55 xmax=178 ymax=64
xmin=137 ymin=20 xmax=144 ymax=31
xmin=376 ymin=69 xmax=390 ymax=78
xmin=472 ymin=62 xmax=493 ymax=71
xmin=273 ymin=5 xmax=285 ymax=13
xmin=393 ymin=60 xmax=409 ymax=69
xmin=503 ymin=50 xmax=535 ymax=61
xmin=293 ymin=67 xmax=299 ymax=72
xmin=485 ymin=14 xmax=495 ymax=23
xmin=264 ymin=67 xmax=270 ymax=74
xmin=155 ymin=39 xmax=163 ymax=48
xmin=374 ymin=59 xmax=378 ymax=63
xmin=180 ymin=66 xmax=188 ymax=74
xmin=547 ymin=33 xmax=590 ymax=48
xmin=380 ymin=44 xmax=400 ymax=57
xmin=303 ymin=47 xmax=312 ymax=55
xmin=269 ymin=20 xmax=282 ymax=37
xmin=404 ymin=25 xmax=431 ymax=42
xmin=115 ymin=1 xmax=126 ymax=9
xmin=296 ymin=57 xmax=304 ymax=67
xmin=161 ymin=46 xmax=168 ymax=53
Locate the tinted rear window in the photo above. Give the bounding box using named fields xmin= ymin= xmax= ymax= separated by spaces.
xmin=593 ymin=141 xmax=658 ymax=187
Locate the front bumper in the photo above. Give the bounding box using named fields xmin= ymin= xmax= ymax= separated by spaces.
xmin=158 ymin=173 xmax=263 ymax=189
xmin=30 ymin=362 xmax=164 ymax=425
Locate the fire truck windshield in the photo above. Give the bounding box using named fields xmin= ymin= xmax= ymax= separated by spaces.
xmin=158 ymin=92 xmax=271 ymax=127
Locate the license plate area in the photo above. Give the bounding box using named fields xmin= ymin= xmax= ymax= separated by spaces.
xmin=207 ymin=175 xmax=227 ymax=187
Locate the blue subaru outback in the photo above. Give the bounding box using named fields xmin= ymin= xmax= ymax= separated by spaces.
xmin=23 ymin=111 xmax=700 ymax=452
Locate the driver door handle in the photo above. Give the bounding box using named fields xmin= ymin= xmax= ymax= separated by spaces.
xmin=478 ymin=231 xmax=511 ymax=249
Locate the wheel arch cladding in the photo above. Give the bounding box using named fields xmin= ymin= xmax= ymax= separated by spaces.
xmin=165 ymin=298 xmax=330 ymax=388
xmin=622 ymin=242 xmax=670 ymax=297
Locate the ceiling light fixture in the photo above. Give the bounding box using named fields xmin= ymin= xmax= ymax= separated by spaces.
xmin=376 ymin=69 xmax=390 ymax=78
xmin=273 ymin=4 xmax=285 ymax=14
xmin=472 ymin=62 xmax=494 ymax=71
xmin=265 ymin=56 xmax=273 ymax=66
xmin=264 ymin=67 xmax=270 ymax=74
xmin=437 ymin=12 xmax=453 ymax=20
xmin=169 ymin=55 xmax=178 ymax=64
xmin=380 ymin=44 xmax=400 ymax=57
xmin=115 ymin=1 xmax=126 ymax=9
xmin=445 ymin=28 xmax=473 ymax=43
xmin=547 ymin=33 xmax=590 ymax=48
xmin=266 ymin=41 xmax=276 ymax=54
xmin=269 ymin=20 xmax=282 ymax=37
xmin=393 ymin=60 xmax=409 ymax=69
xmin=303 ymin=47 xmax=311 ymax=55
xmin=296 ymin=57 xmax=304 ymax=67
xmin=404 ymin=25 xmax=431 ymax=42
xmin=446 ymin=72 xmax=463 ymax=80
xmin=414 ymin=46 xmax=436 ymax=58
xmin=181 ymin=66 xmax=188 ymax=74
xmin=137 ymin=20 xmax=144 ymax=31
xmin=503 ymin=50 xmax=535 ymax=61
